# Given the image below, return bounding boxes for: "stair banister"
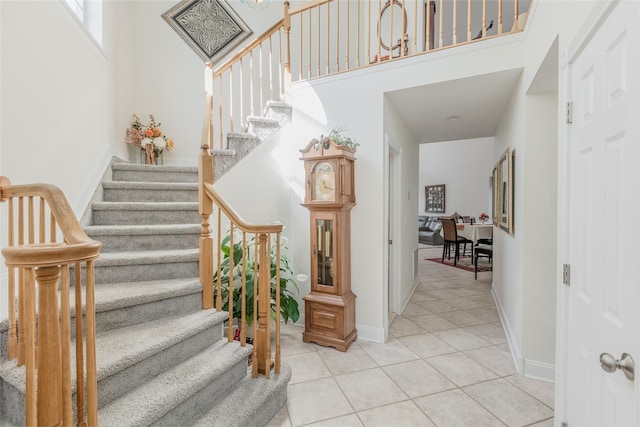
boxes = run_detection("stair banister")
[0,176,101,427]
[198,146,284,377]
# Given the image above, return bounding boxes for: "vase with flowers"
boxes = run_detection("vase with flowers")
[125,114,175,164]
[479,212,489,224]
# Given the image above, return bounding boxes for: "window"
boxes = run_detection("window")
[63,0,103,45]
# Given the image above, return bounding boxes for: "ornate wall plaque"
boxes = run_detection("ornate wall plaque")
[163,0,252,63]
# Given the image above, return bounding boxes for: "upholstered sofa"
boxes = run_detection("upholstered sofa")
[419,216,444,245]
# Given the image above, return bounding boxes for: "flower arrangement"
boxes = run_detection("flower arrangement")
[125,114,175,164]
[312,126,359,151]
[479,212,489,223]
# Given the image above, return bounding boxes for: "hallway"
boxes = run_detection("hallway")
[267,245,554,426]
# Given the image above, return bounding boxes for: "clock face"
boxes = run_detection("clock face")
[312,162,335,201]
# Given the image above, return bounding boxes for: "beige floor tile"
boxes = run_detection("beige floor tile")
[410,314,458,333]
[357,400,436,427]
[389,317,426,337]
[398,333,457,358]
[447,287,486,297]
[408,291,437,302]
[414,389,506,427]
[529,418,555,427]
[382,359,456,398]
[465,307,500,323]
[505,375,555,408]
[278,325,318,357]
[463,379,554,426]
[464,323,507,345]
[286,378,354,426]
[334,368,409,412]
[416,300,458,313]
[424,289,459,300]
[437,310,487,327]
[426,352,498,387]
[433,328,491,351]
[444,296,489,309]
[359,338,420,366]
[402,302,433,317]
[317,343,378,376]
[266,405,292,427]
[307,414,364,427]
[282,351,331,384]
[464,345,517,376]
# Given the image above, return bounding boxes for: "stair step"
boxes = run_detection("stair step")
[111,163,198,183]
[95,310,228,410]
[247,116,280,141]
[91,202,200,225]
[0,310,229,425]
[84,224,200,252]
[69,278,204,333]
[192,364,292,427]
[98,339,251,427]
[91,249,199,284]
[102,181,198,203]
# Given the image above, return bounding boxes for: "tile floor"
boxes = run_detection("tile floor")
[267,245,554,427]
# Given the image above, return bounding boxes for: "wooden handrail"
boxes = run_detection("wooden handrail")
[203,183,283,235]
[0,176,100,427]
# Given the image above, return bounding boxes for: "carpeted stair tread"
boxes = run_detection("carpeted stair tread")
[92,201,199,211]
[84,223,200,236]
[93,310,227,382]
[98,339,251,427]
[95,249,199,266]
[111,163,198,174]
[73,278,202,314]
[102,181,198,190]
[247,116,279,125]
[192,364,292,427]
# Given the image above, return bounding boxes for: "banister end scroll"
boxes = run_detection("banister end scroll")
[0,176,11,202]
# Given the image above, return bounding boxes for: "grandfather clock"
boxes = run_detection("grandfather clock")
[300,137,357,351]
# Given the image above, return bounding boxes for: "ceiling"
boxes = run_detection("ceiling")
[385,68,523,144]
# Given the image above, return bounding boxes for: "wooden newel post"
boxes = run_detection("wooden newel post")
[35,265,64,427]
[199,145,214,309]
[256,233,272,377]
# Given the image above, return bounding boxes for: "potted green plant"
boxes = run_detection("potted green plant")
[214,233,300,337]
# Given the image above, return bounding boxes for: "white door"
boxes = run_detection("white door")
[567,1,640,424]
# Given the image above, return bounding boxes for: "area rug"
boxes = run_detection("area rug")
[426,257,492,273]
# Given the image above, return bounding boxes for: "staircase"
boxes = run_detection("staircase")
[0,102,292,426]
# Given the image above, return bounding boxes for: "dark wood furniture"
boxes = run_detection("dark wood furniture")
[440,217,472,265]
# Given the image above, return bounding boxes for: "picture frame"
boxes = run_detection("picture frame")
[491,167,499,225]
[497,147,514,234]
[425,184,445,213]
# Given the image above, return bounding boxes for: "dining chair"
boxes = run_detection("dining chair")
[474,243,493,280]
[440,217,473,266]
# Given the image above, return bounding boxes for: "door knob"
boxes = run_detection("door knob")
[600,352,635,380]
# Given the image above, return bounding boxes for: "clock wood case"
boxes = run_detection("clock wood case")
[300,138,357,351]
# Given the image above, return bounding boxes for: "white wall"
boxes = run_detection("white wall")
[419,137,495,218]
[383,96,420,321]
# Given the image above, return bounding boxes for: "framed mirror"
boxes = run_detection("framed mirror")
[378,0,408,53]
[497,147,514,234]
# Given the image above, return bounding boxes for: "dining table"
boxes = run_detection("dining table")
[456,223,493,245]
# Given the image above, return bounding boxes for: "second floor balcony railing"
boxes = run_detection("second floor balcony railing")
[203,0,532,150]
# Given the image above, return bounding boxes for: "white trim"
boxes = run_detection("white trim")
[355,323,386,344]
[523,359,555,382]
[492,288,524,374]
[566,0,619,64]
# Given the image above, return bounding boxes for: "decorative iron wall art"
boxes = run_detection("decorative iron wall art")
[163,0,252,63]
[425,184,445,213]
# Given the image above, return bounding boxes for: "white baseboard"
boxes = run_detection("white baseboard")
[492,290,556,382]
[523,359,555,382]
[492,289,524,374]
